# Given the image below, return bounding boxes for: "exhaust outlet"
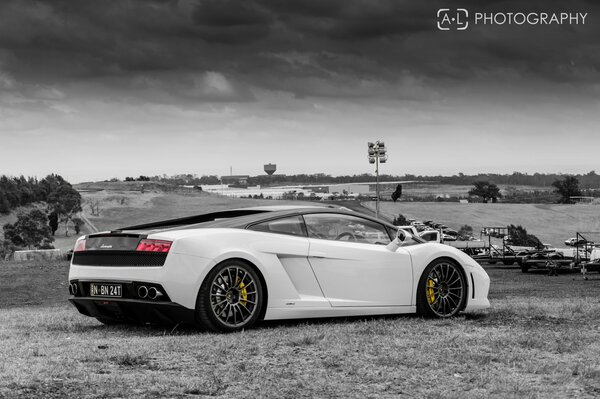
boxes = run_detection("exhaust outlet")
[148,287,163,300]
[138,286,148,299]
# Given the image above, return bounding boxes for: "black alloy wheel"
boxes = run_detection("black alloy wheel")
[417,259,467,318]
[197,260,264,332]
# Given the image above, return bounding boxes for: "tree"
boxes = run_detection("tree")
[48,210,59,236]
[88,200,101,216]
[47,184,82,236]
[0,239,17,260]
[72,218,84,235]
[391,184,402,202]
[457,224,474,240]
[507,225,542,248]
[0,191,9,214]
[3,209,54,249]
[552,176,581,204]
[468,181,502,203]
[392,214,410,226]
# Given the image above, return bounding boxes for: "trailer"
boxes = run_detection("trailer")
[520,232,600,276]
[419,226,521,264]
[574,232,600,279]
[519,250,575,274]
[470,226,522,265]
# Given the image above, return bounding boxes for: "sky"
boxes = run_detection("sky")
[0,0,599,183]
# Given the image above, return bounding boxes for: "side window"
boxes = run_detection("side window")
[303,213,391,245]
[420,232,437,242]
[248,216,306,237]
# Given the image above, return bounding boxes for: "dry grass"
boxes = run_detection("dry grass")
[1,262,600,398]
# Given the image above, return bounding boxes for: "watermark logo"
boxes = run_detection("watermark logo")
[437,9,588,30]
[437,8,469,31]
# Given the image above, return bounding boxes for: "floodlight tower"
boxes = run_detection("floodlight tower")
[367,141,387,218]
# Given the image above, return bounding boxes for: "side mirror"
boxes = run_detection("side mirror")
[396,228,407,242]
[386,228,412,252]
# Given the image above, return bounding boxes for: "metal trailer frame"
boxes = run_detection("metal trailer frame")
[471,226,521,265]
[576,232,600,279]
[520,232,600,276]
[520,254,575,274]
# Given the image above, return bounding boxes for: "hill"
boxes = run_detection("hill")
[79,188,304,233]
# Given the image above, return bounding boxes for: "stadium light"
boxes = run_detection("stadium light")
[367,140,388,218]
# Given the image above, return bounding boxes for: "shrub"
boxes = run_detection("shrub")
[392,214,410,226]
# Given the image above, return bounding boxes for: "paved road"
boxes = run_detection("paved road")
[78,212,99,233]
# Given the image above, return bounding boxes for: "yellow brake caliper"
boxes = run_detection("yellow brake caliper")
[426,278,437,305]
[236,277,248,307]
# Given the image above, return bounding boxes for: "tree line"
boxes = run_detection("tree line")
[115,171,600,189]
[0,174,82,258]
[467,176,583,204]
[0,174,77,214]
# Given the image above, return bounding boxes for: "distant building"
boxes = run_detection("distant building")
[333,184,370,195]
[221,175,249,186]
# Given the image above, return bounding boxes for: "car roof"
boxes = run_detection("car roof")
[117,206,395,233]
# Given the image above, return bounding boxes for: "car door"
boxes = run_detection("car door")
[303,213,413,307]
[247,215,327,308]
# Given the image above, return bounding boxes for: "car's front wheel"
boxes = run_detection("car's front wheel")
[417,259,467,318]
[196,260,264,332]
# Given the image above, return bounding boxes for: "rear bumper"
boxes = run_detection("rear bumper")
[69,297,195,325]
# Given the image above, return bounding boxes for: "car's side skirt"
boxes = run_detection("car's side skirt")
[264,305,416,320]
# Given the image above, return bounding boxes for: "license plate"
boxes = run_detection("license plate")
[90,283,122,298]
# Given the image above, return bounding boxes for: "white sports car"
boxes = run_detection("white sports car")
[68,206,490,331]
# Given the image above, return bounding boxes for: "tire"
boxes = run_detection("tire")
[196,260,264,332]
[416,259,467,318]
[503,260,515,266]
[521,264,529,273]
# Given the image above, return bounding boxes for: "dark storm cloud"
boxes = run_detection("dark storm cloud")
[259,0,433,40]
[0,0,598,103]
[191,0,274,43]
[193,0,272,27]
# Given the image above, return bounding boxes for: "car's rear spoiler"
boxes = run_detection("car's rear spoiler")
[114,209,271,232]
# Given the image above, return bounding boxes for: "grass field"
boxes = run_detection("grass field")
[1,260,600,398]
[366,201,600,248]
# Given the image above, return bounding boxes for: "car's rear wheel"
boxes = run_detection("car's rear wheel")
[417,259,466,318]
[196,260,264,332]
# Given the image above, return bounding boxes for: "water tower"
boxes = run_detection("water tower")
[264,163,276,175]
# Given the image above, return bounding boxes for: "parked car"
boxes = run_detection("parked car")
[565,238,594,246]
[67,206,490,331]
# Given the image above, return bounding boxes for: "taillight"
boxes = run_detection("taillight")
[74,238,86,252]
[136,239,172,253]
